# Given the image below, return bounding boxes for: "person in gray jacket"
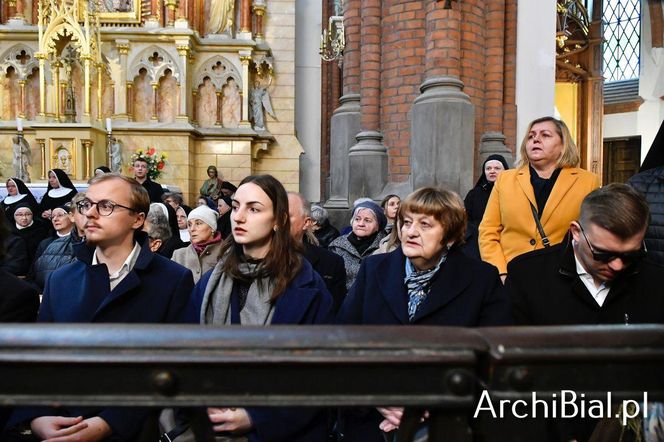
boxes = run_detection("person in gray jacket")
[329,201,386,290]
[171,205,223,282]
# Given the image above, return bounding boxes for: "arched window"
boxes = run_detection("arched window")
[603,0,641,82]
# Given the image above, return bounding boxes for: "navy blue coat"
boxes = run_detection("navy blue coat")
[337,247,511,326]
[188,258,333,442]
[336,247,511,442]
[13,234,194,440]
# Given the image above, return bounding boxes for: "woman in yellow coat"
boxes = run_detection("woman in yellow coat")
[479,116,600,278]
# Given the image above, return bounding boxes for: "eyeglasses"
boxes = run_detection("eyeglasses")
[77,198,136,217]
[577,223,647,264]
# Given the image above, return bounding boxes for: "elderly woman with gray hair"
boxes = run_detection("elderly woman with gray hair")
[328,201,387,290]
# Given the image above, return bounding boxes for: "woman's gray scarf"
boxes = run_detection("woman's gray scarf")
[200,259,276,325]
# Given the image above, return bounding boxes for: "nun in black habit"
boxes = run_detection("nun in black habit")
[2,178,39,224]
[37,169,77,220]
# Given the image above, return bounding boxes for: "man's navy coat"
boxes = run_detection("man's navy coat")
[13,234,194,440]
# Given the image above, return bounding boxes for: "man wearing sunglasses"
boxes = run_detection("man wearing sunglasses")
[505,183,664,442]
[507,183,664,326]
[11,173,194,441]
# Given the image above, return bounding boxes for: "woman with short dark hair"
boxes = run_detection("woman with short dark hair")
[337,186,511,441]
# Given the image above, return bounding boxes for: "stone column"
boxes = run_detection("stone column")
[176,0,188,27]
[13,0,25,21]
[325,0,362,212]
[253,0,266,42]
[176,43,190,121]
[239,52,252,128]
[478,0,513,173]
[192,90,198,125]
[7,0,16,20]
[165,0,176,26]
[347,0,386,202]
[215,90,223,126]
[409,2,474,195]
[37,138,46,179]
[36,52,47,121]
[96,63,103,121]
[115,41,130,121]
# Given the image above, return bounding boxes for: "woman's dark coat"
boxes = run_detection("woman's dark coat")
[464,154,509,225]
[336,247,511,441]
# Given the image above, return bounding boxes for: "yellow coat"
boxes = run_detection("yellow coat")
[479,166,600,274]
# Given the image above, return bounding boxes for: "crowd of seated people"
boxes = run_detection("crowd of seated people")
[1,116,663,442]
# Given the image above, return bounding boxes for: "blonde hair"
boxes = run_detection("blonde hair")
[87,173,150,216]
[516,117,580,169]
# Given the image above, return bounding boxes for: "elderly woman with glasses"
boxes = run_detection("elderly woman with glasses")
[337,186,511,441]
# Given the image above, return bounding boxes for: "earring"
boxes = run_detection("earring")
[273,226,278,232]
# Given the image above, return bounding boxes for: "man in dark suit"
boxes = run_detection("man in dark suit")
[288,192,346,313]
[507,183,664,326]
[132,157,165,203]
[14,174,194,441]
[506,184,664,442]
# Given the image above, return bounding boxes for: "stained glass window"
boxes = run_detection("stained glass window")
[603,0,641,82]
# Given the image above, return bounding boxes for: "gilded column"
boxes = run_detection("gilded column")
[151,83,159,121]
[116,41,130,120]
[252,0,266,41]
[165,0,176,26]
[82,54,91,118]
[239,52,251,127]
[52,61,61,121]
[96,63,103,121]
[37,138,46,179]
[18,80,26,118]
[126,82,134,121]
[176,43,190,121]
[215,91,222,126]
[36,52,47,120]
[60,81,66,121]
[82,139,93,179]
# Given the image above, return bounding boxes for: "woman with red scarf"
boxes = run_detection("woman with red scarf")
[172,206,223,282]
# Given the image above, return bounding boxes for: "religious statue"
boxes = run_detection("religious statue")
[205,0,234,36]
[249,81,276,131]
[109,138,122,173]
[12,135,31,183]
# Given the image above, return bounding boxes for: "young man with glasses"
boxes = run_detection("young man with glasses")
[13,173,194,441]
[507,183,664,325]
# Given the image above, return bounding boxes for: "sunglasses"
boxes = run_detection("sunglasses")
[577,223,647,264]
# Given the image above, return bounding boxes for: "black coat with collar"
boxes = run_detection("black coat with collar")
[506,238,664,325]
[337,247,511,326]
[335,247,510,442]
[303,241,347,314]
[141,177,165,203]
[11,233,195,440]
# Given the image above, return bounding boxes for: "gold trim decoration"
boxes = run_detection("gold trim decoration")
[49,138,77,178]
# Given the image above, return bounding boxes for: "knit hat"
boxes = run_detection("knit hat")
[352,201,387,231]
[188,205,219,231]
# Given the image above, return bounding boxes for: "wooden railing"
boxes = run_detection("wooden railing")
[0,324,662,441]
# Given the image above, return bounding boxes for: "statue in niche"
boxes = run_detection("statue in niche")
[109,138,122,173]
[25,70,40,120]
[0,67,19,120]
[158,69,177,123]
[133,68,154,122]
[98,0,133,12]
[12,136,31,183]
[249,80,276,131]
[205,0,234,35]
[222,78,241,128]
[196,77,217,128]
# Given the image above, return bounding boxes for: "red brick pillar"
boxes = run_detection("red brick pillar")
[359,0,381,131]
[342,0,361,95]
[424,0,461,79]
[478,0,514,174]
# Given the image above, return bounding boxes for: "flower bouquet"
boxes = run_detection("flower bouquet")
[130,147,168,180]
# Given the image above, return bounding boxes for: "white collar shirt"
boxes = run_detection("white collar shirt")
[92,241,142,291]
[574,253,610,307]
